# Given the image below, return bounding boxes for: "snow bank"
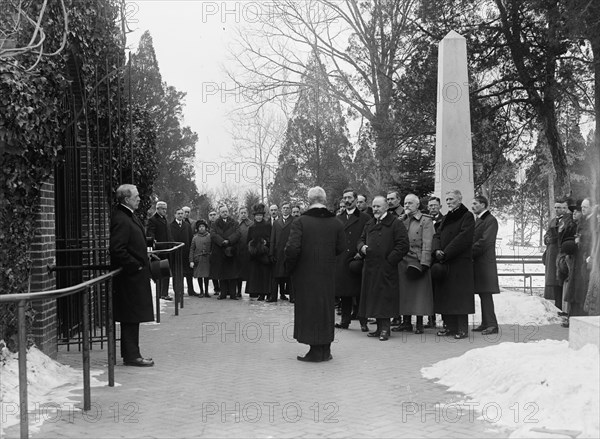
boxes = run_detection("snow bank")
[0,342,106,436]
[422,340,600,438]
[473,289,562,326]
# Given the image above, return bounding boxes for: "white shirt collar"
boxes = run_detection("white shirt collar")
[120,203,134,213]
[346,208,356,215]
[477,209,488,219]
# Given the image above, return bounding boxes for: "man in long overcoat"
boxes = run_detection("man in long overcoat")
[237,206,253,297]
[425,196,444,328]
[210,205,241,299]
[471,195,500,335]
[285,187,345,362]
[270,202,294,302]
[396,194,434,334]
[335,189,370,331]
[358,196,410,341]
[170,208,197,297]
[432,190,475,340]
[146,201,172,300]
[110,184,154,367]
[543,199,568,308]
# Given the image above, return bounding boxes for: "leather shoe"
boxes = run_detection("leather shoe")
[414,328,424,334]
[360,324,369,332]
[367,331,381,337]
[437,329,455,337]
[257,296,265,301]
[391,326,403,332]
[481,327,499,335]
[217,296,224,300]
[390,318,401,326]
[124,358,154,367]
[454,331,468,339]
[188,292,200,297]
[280,295,289,301]
[160,296,172,301]
[334,323,349,329]
[472,325,486,332]
[379,330,389,341]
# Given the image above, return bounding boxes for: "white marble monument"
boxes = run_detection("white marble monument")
[434,30,474,213]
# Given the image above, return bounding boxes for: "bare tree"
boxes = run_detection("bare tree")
[228,0,418,182]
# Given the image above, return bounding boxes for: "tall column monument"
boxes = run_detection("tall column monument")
[434,30,474,213]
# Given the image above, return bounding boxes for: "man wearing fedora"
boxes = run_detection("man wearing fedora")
[471,195,500,335]
[110,184,154,367]
[334,188,370,331]
[285,187,345,362]
[394,194,434,335]
[146,201,172,301]
[431,189,475,340]
[210,205,241,300]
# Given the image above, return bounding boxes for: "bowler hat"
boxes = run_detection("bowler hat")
[561,239,577,256]
[150,259,171,281]
[430,263,448,281]
[406,263,423,280]
[348,258,364,274]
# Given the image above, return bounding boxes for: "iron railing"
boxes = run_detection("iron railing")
[0,268,121,439]
[149,242,186,322]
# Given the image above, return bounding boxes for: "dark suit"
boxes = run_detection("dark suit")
[210,218,241,298]
[335,209,370,326]
[472,210,500,329]
[270,216,294,300]
[170,219,195,295]
[110,204,154,361]
[146,213,171,297]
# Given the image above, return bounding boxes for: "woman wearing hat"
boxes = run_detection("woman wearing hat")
[246,203,273,300]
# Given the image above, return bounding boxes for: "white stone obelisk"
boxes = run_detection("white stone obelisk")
[434,30,474,214]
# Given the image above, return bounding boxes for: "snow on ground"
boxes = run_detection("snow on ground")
[0,342,107,436]
[473,289,563,326]
[422,340,600,438]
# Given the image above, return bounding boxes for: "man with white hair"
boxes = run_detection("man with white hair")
[146,201,172,300]
[285,186,345,362]
[110,184,154,366]
[210,205,241,299]
[431,189,475,340]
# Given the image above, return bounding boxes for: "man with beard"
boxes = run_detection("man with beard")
[285,187,345,362]
[334,189,371,331]
[210,205,241,300]
[146,201,172,301]
[432,190,475,340]
[386,191,405,217]
[358,196,409,341]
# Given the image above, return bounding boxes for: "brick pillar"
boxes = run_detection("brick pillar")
[30,178,57,359]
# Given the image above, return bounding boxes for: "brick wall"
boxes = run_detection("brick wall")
[29,178,57,359]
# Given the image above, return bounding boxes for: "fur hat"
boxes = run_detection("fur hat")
[253,203,266,215]
[195,219,208,230]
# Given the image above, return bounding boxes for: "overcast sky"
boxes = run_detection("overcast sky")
[127,1,258,194]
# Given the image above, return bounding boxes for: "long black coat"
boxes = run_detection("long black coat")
[237,218,253,280]
[170,220,193,271]
[146,213,171,243]
[246,220,272,294]
[431,203,475,314]
[335,209,370,297]
[109,204,154,323]
[472,210,500,294]
[285,207,345,345]
[358,214,409,318]
[270,216,294,278]
[210,218,241,279]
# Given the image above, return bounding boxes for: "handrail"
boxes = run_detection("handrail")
[0,268,122,439]
[148,242,185,320]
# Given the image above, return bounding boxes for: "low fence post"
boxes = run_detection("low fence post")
[18,299,29,439]
[82,288,91,411]
[107,276,115,386]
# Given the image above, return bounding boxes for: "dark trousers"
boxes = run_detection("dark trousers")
[212,278,220,292]
[552,285,563,310]
[442,314,468,333]
[237,280,246,295]
[340,297,366,325]
[186,273,196,294]
[156,277,170,297]
[219,279,238,299]
[120,322,141,361]
[376,318,391,333]
[270,277,289,300]
[478,293,498,328]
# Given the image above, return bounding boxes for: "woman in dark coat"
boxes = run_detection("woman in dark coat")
[246,204,272,300]
[357,196,410,340]
[285,187,345,362]
[431,191,475,339]
[210,206,241,299]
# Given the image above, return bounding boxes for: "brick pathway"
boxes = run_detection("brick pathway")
[5,289,568,438]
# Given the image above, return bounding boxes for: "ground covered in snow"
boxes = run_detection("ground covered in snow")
[0,343,107,436]
[474,289,563,326]
[422,340,600,438]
